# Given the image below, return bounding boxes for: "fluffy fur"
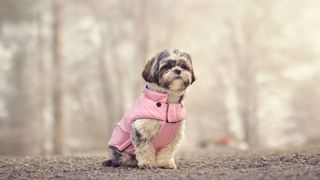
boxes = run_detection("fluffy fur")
[103,49,195,169]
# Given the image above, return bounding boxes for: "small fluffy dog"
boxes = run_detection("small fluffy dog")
[102,49,195,169]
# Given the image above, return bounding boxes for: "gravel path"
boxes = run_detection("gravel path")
[0,150,320,179]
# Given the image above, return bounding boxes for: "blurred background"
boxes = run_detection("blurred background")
[0,0,320,156]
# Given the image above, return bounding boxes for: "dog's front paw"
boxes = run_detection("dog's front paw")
[157,159,177,169]
[138,160,157,169]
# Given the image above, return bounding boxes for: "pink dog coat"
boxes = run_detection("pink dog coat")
[108,87,185,155]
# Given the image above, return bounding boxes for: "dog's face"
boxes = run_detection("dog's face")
[142,49,195,91]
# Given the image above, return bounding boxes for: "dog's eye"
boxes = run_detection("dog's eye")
[164,64,173,69]
[161,64,171,70]
[162,61,176,69]
[180,64,188,69]
[179,64,190,71]
[177,60,191,71]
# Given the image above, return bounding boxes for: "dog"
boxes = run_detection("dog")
[102,49,195,169]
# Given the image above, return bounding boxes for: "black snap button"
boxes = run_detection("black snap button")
[156,102,161,107]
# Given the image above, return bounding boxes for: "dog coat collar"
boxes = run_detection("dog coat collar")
[143,85,185,104]
[143,86,185,123]
[108,87,186,155]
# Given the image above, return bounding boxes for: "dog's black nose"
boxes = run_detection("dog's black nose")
[174,69,181,75]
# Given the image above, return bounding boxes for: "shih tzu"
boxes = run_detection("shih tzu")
[102,49,195,169]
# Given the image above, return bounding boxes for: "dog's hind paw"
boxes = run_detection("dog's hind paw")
[102,159,120,167]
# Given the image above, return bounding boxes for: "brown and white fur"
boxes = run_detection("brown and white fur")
[102,49,195,169]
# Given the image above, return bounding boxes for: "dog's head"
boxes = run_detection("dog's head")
[142,49,195,91]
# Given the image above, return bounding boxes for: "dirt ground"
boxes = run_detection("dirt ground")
[0,149,320,179]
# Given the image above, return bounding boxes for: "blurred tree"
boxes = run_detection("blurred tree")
[51,0,64,155]
[220,0,284,147]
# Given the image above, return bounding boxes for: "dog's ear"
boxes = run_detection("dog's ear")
[191,69,196,84]
[142,57,156,82]
[181,52,196,84]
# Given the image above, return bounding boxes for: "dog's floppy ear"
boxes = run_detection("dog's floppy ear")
[181,52,196,84]
[191,69,196,84]
[142,57,156,82]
